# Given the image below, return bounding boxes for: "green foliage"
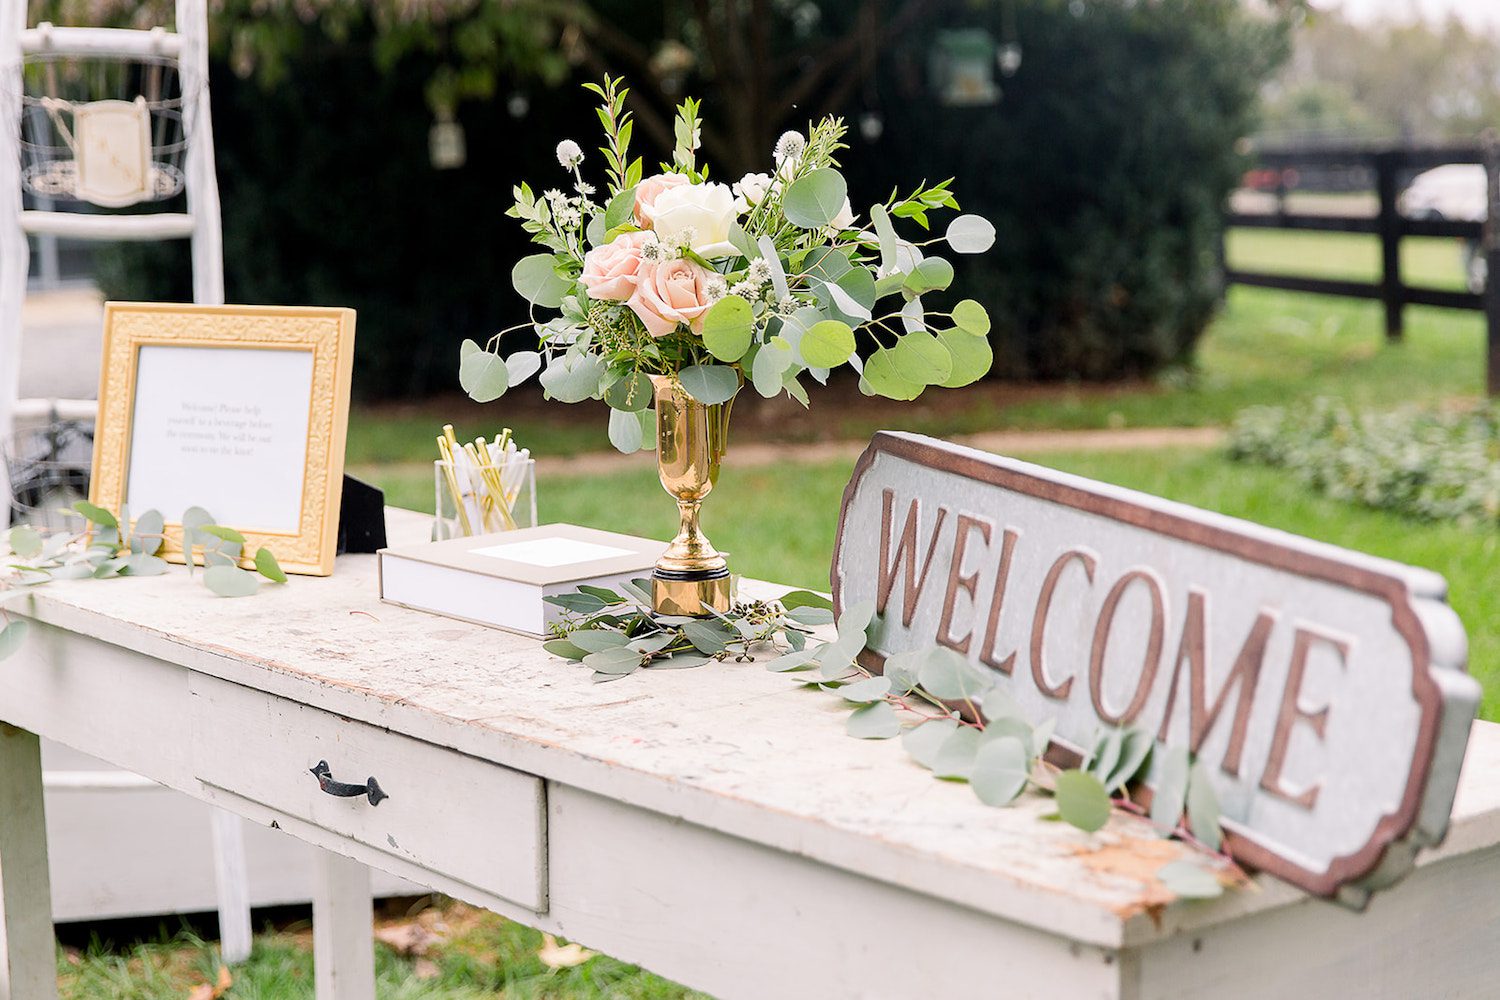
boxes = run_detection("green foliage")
[0,504,291,661]
[1229,399,1500,527]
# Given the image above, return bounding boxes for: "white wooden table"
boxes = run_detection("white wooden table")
[1,509,1498,999]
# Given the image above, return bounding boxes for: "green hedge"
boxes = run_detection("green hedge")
[1229,400,1500,527]
[100,0,1284,398]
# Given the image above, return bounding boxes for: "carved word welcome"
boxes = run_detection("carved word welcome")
[831,432,1480,902]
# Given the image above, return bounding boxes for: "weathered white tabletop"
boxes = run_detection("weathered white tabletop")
[1,509,1497,999]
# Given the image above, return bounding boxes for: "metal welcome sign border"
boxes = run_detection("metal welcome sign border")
[831,431,1481,902]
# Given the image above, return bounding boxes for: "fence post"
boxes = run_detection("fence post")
[1375,150,1403,341]
[1484,132,1500,397]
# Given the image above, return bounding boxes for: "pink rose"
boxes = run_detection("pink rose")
[634,172,690,229]
[627,258,713,337]
[580,231,649,302]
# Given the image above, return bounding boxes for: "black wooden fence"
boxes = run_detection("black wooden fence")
[1225,140,1500,396]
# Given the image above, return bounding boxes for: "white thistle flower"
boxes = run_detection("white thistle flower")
[640,236,664,263]
[543,188,567,204]
[705,276,729,303]
[773,131,806,168]
[729,281,758,299]
[675,226,699,254]
[575,179,596,196]
[557,206,582,228]
[747,258,773,285]
[777,296,800,315]
[556,139,584,169]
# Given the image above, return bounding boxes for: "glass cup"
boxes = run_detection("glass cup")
[433,457,536,540]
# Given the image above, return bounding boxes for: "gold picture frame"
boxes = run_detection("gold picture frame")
[90,302,357,576]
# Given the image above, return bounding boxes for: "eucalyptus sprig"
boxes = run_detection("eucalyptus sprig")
[773,600,1243,900]
[0,502,289,661]
[541,580,830,681]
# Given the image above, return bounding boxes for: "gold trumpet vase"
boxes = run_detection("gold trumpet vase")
[649,373,736,616]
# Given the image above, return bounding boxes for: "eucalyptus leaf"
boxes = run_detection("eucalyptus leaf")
[182,506,216,547]
[205,565,259,598]
[945,214,997,254]
[1108,729,1155,793]
[201,525,247,544]
[543,638,587,661]
[785,605,833,626]
[1055,770,1112,833]
[937,329,993,389]
[869,203,900,274]
[460,349,510,403]
[798,320,856,368]
[1150,745,1191,835]
[512,253,573,308]
[971,736,1030,806]
[840,675,891,704]
[932,727,982,780]
[604,371,653,412]
[677,365,740,405]
[133,510,165,556]
[576,585,624,604]
[72,501,118,528]
[565,630,629,654]
[904,257,954,295]
[608,408,645,454]
[902,718,958,769]
[246,547,286,584]
[1186,759,1223,852]
[7,525,42,559]
[891,333,953,386]
[756,236,790,299]
[701,295,755,363]
[627,634,675,656]
[765,647,818,672]
[780,590,833,611]
[918,646,993,701]
[1157,859,1224,900]
[505,351,543,386]
[123,553,168,577]
[952,299,991,337]
[862,347,925,401]
[882,648,922,695]
[836,599,876,639]
[846,701,900,739]
[584,646,642,675]
[752,338,794,397]
[682,619,735,654]
[539,354,605,403]
[782,168,848,229]
[1091,729,1125,786]
[644,654,712,669]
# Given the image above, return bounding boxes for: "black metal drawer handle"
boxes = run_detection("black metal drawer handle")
[309,760,388,806]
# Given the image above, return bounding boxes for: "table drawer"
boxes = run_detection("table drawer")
[188,674,545,912]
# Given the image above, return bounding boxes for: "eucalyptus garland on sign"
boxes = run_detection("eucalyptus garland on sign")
[461,76,997,452]
[544,582,1242,900]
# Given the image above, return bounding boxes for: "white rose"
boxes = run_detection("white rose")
[733,172,774,209]
[829,198,856,232]
[650,182,740,259]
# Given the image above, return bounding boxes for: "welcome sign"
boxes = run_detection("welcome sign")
[831,432,1481,901]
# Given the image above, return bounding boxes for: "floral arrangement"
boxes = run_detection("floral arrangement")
[459,77,997,451]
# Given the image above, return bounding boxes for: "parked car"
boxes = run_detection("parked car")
[1399,164,1487,293]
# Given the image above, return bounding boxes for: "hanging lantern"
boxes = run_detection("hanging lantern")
[929,29,1001,107]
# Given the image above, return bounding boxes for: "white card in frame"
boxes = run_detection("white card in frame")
[90,302,357,576]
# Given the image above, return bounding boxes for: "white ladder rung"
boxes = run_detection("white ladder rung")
[21,210,194,241]
[19,24,182,60]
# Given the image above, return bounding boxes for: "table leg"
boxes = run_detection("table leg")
[311,848,374,1000]
[209,810,252,964]
[0,724,58,1000]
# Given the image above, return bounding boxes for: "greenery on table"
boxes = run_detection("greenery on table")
[0,503,288,660]
[544,580,1233,896]
[1229,399,1500,527]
